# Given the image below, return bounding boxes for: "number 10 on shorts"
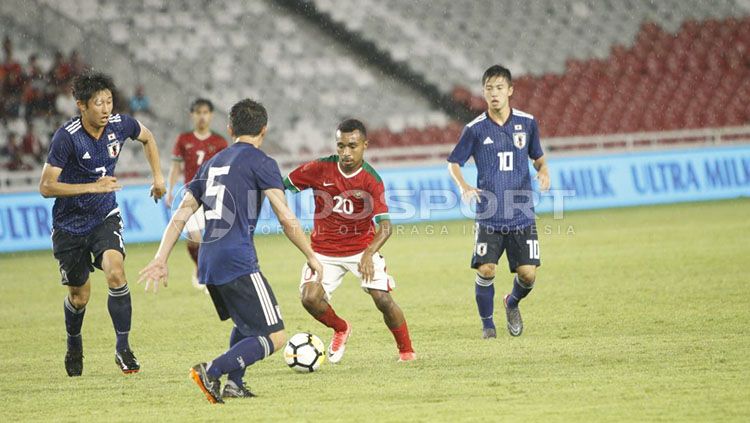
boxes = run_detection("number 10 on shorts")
[526,240,540,259]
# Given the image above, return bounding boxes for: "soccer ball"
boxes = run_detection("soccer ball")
[284,332,326,373]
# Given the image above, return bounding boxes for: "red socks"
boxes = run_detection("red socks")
[389,322,414,353]
[315,305,348,332]
[187,243,199,265]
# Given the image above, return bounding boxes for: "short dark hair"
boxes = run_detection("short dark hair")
[72,71,116,103]
[190,98,214,113]
[337,118,367,138]
[229,99,267,137]
[482,65,513,86]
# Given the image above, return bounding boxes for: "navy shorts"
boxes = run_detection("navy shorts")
[471,224,541,272]
[206,272,285,337]
[51,213,126,287]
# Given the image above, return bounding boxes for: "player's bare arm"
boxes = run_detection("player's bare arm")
[533,155,550,192]
[448,162,482,203]
[358,219,392,283]
[133,121,166,201]
[138,190,201,292]
[165,159,183,208]
[265,188,323,283]
[39,163,122,198]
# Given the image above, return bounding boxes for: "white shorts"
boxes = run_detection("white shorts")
[184,206,205,235]
[299,252,395,300]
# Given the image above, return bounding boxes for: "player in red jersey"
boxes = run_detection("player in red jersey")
[165,98,228,289]
[284,119,415,363]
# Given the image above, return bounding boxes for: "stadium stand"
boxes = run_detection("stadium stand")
[1,0,749,192]
[312,0,746,93]
[36,0,447,155]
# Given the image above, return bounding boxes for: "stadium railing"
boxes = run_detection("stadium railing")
[4,125,748,193]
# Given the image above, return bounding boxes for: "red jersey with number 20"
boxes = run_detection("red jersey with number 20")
[284,155,390,257]
[172,132,228,182]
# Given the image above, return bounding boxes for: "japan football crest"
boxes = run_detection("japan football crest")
[107,140,121,158]
[512,132,526,149]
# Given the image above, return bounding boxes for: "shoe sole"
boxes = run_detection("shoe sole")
[328,325,352,364]
[189,368,223,404]
[116,357,140,375]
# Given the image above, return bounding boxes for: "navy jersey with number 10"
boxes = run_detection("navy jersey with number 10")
[187,142,284,286]
[447,109,544,231]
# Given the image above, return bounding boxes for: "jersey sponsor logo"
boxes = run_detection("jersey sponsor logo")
[82,151,91,159]
[107,140,121,158]
[483,137,494,145]
[323,182,335,186]
[513,132,527,149]
[108,114,122,123]
[514,124,523,130]
[352,190,364,199]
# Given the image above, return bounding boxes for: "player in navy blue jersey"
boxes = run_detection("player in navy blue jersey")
[138,99,323,403]
[448,65,550,339]
[39,71,166,376]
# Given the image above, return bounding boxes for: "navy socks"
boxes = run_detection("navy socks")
[107,284,132,351]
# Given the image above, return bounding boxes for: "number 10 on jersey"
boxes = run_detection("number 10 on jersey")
[498,151,513,171]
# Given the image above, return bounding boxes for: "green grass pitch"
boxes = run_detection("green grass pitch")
[1,199,748,421]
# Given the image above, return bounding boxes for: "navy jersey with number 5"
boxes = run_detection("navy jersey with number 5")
[447,109,544,231]
[46,114,140,235]
[187,142,284,286]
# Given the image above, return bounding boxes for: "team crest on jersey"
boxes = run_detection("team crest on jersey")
[107,141,121,158]
[512,132,527,149]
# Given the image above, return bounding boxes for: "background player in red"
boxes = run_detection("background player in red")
[284,119,415,363]
[165,98,227,289]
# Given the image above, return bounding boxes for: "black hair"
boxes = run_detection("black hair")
[72,71,116,103]
[337,118,367,138]
[229,99,267,137]
[482,64,513,86]
[190,98,214,113]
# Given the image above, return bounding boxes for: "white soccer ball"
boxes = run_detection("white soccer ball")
[284,332,326,373]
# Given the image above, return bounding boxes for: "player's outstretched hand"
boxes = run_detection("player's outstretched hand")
[94,176,122,193]
[307,257,324,284]
[137,259,169,293]
[460,185,483,204]
[358,253,374,284]
[150,180,167,203]
[536,170,550,192]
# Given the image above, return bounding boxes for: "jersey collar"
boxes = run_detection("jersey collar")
[486,109,512,127]
[337,162,364,179]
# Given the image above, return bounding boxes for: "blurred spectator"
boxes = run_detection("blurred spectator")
[23,54,48,118]
[21,122,44,163]
[49,50,73,87]
[129,84,152,116]
[0,37,94,171]
[2,132,29,170]
[2,56,24,120]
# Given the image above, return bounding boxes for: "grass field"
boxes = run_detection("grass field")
[1,199,749,421]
